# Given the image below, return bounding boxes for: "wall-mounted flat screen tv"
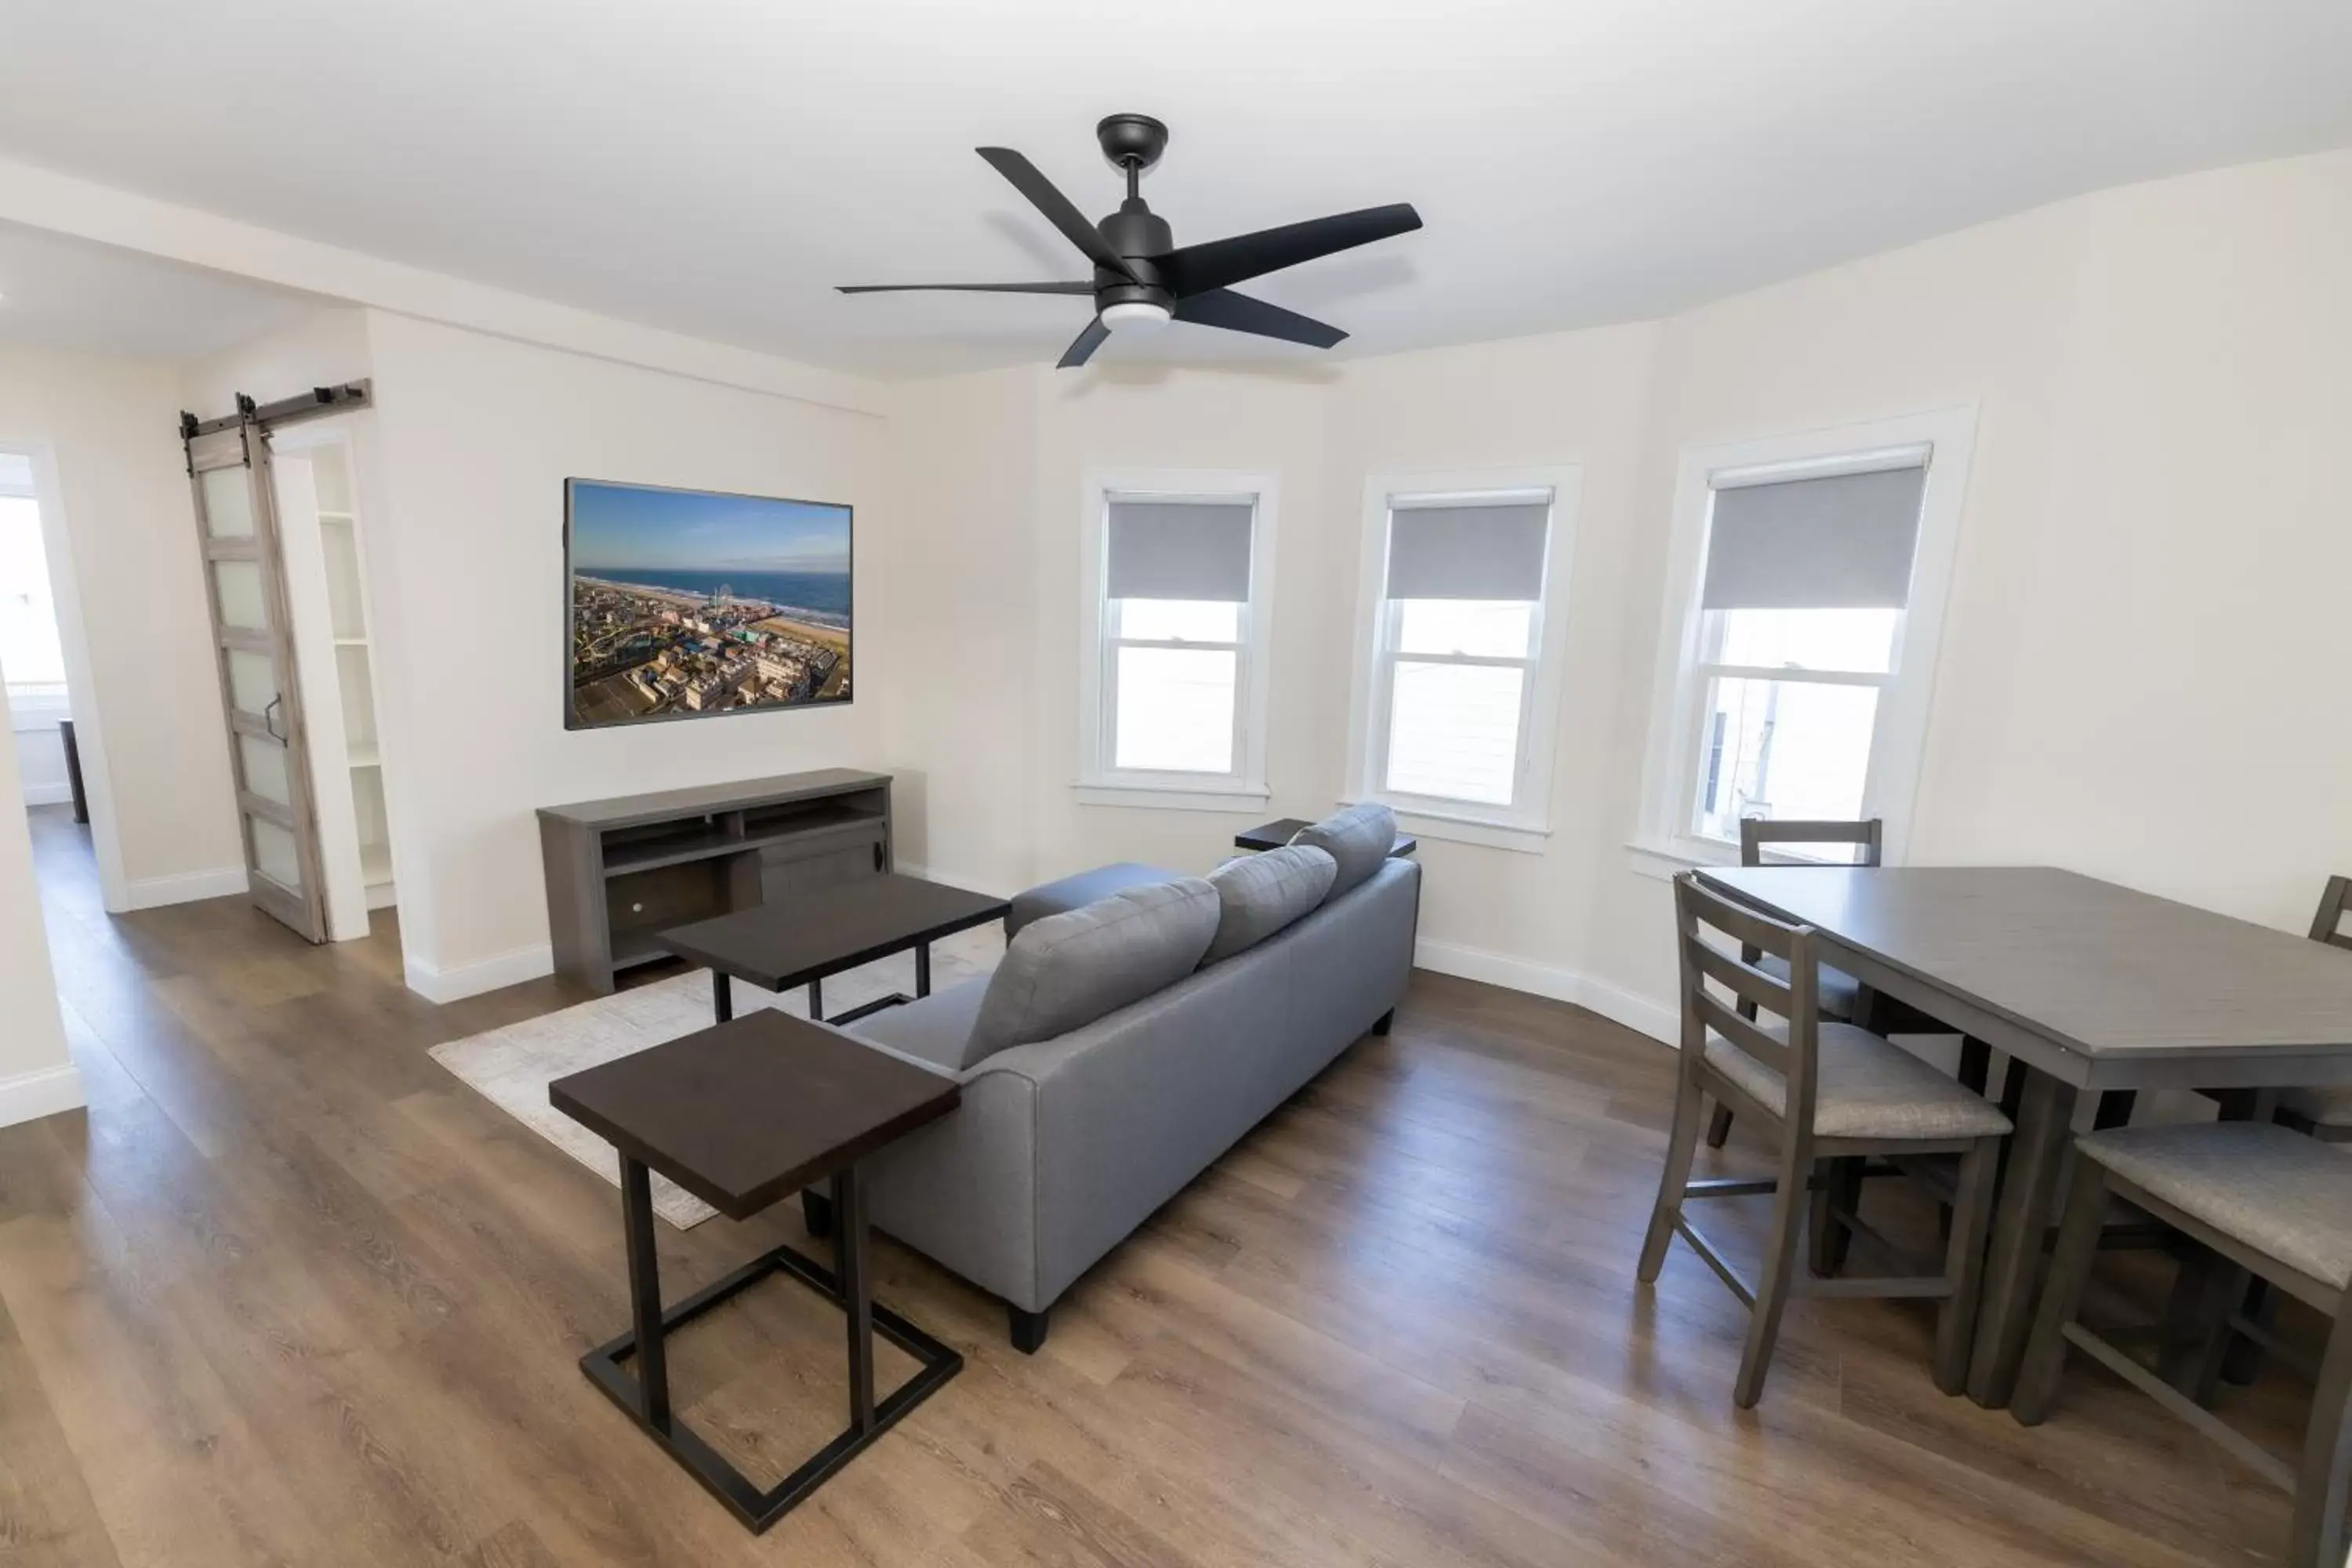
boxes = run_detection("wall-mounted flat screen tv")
[564,478,852,729]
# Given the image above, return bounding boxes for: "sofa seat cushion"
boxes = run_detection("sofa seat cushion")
[1202,844,1337,965]
[846,975,991,1073]
[1007,862,1183,938]
[1289,803,1397,899]
[1704,1021,2013,1142]
[966,877,1220,1064]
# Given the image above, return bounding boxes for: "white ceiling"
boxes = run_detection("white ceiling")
[0,220,311,361]
[1,1,2347,379]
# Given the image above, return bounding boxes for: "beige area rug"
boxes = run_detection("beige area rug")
[429,925,1005,1229]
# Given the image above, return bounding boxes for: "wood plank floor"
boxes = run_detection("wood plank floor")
[0,804,2312,1566]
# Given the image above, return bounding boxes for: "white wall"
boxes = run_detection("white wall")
[180,304,372,416]
[360,311,891,998]
[0,705,78,1123]
[11,709,70,806]
[1584,145,2352,1017]
[882,145,2352,1039]
[881,363,1351,895]
[0,343,241,909]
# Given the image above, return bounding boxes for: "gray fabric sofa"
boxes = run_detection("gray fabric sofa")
[829,851,1420,1350]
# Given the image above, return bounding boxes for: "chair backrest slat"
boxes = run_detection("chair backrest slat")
[1693,987,1793,1077]
[1674,873,1822,1131]
[1740,816,1884,868]
[1688,932,1796,1019]
[2312,874,2352,952]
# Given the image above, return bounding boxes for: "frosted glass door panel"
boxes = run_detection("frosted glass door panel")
[199,463,256,538]
[249,815,302,891]
[212,559,268,630]
[238,735,291,808]
[224,648,278,717]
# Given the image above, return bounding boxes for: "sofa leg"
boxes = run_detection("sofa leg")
[1371,1008,1395,1036]
[801,1185,833,1239]
[1008,1304,1050,1354]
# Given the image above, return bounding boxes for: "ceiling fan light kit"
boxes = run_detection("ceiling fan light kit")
[1099,301,1171,333]
[839,113,1421,367]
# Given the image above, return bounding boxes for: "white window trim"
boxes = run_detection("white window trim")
[1074,468,1276,809]
[1341,465,1581,853]
[1630,406,1977,874]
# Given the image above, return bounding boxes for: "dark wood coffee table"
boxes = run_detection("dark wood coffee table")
[550,1009,964,1534]
[658,872,1009,1025]
[1234,816,1418,857]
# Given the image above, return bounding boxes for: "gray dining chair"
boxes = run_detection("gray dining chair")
[2014,1121,2352,1568]
[1638,873,2013,1406]
[1704,818,1882,1151]
[2279,875,2352,1143]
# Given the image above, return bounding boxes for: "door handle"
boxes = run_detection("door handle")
[263,695,285,742]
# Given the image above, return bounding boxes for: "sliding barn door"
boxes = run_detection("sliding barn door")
[185,417,329,942]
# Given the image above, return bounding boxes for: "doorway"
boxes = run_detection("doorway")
[0,439,124,906]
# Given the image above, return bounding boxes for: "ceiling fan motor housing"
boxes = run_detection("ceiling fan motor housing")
[1096,200,1174,311]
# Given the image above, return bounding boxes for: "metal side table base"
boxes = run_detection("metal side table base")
[581,1160,963,1534]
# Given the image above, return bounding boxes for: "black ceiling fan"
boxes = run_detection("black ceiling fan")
[838,114,1421,368]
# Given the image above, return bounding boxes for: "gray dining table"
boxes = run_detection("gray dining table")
[1694,864,2352,1410]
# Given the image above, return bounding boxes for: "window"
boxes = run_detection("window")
[1346,470,1580,849]
[1077,476,1275,808]
[0,454,66,712]
[1637,410,1976,868]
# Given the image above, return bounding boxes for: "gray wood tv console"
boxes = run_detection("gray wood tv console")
[538,768,893,993]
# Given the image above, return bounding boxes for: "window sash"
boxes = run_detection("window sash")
[1679,602,1901,844]
[1368,595,1541,813]
[1098,597,1253,783]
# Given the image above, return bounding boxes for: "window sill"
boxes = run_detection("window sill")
[1073,779,1272,814]
[1345,797,1552,855]
[1623,837,1739,882]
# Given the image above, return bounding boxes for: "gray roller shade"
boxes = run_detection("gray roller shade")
[1105,499,1255,601]
[1701,466,1926,610]
[1386,500,1550,601]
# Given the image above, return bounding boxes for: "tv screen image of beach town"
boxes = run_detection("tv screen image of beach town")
[566,479,851,727]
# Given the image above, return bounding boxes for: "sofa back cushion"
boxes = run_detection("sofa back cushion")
[963,877,1219,1065]
[1289,803,1397,899]
[1201,845,1337,965]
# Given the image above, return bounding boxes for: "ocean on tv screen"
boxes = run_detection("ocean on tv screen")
[576,567,850,626]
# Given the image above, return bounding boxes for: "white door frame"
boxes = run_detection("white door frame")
[0,435,132,911]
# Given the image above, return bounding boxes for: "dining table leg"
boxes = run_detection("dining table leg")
[1971,1069,2079,1408]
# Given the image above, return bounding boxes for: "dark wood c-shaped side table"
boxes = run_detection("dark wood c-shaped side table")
[550,1008,963,1534]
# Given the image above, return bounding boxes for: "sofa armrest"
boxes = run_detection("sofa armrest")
[858,1062,1042,1307]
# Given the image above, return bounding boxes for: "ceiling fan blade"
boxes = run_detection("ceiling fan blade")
[1154,203,1421,298]
[837,281,1094,295]
[1057,317,1110,369]
[976,147,1138,281]
[1172,289,1348,349]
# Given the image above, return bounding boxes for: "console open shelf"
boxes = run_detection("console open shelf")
[539,769,894,993]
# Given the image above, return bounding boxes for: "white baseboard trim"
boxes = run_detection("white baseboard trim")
[18,782,71,806]
[405,942,554,1004]
[0,1062,86,1128]
[1414,936,1678,1045]
[118,865,249,911]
